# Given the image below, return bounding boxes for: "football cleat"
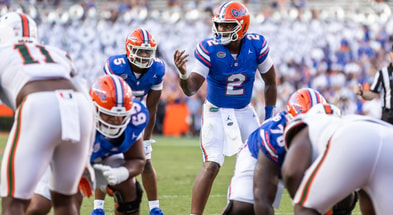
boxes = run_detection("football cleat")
[90,208,105,215]
[150,207,164,215]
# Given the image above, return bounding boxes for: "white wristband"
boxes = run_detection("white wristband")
[178,70,189,80]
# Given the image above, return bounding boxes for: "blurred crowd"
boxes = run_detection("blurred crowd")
[3,0,393,135]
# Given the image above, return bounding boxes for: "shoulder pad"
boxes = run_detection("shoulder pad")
[284,115,307,149]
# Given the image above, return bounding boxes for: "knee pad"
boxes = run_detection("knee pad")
[221,200,233,215]
[114,181,143,214]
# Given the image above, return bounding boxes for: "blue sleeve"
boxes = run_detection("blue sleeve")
[251,33,270,65]
[194,39,212,68]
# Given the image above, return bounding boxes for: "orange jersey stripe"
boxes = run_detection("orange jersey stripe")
[6,99,24,196]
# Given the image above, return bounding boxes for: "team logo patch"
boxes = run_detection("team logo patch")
[210,107,219,112]
[227,122,233,126]
[217,52,226,58]
[93,143,100,153]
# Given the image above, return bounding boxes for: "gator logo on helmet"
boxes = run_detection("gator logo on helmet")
[127,35,137,42]
[232,8,247,17]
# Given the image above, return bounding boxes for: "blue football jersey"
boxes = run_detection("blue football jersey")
[90,99,149,164]
[194,33,270,108]
[103,54,165,100]
[248,111,288,167]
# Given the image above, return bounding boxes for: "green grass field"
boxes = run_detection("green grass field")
[0,134,361,215]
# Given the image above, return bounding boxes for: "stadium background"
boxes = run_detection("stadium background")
[1,0,393,135]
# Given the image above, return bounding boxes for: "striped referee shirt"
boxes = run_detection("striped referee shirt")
[370,63,393,110]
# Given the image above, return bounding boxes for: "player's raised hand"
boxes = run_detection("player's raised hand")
[173,49,189,79]
[93,164,129,185]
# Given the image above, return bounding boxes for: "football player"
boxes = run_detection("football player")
[0,12,96,215]
[173,1,277,214]
[99,28,165,215]
[27,74,149,215]
[282,108,393,214]
[224,88,329,214]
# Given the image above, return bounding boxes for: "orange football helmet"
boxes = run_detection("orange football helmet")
[212,1,250,45]
[287,88,327,119]
[125,28,157,68]
[90,75,133,138]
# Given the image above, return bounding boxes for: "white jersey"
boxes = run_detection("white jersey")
[0,42,76,110]
[285,113,393,214]
[284,113,342,161]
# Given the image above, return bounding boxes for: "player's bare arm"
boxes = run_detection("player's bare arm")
[261,66,277,107]
[253,149,280,215]
[173,49,205,96]
[282,127,312,198]
[144,89,161,140]
[123,138,146,177]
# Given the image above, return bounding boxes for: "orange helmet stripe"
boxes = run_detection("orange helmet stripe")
[18,13,30,38]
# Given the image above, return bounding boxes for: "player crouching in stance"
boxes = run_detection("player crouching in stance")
[27,74,149,215]
[90,74,148,215]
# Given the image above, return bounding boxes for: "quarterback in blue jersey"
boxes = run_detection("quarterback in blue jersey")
[27,75,148,215]
[101,28,165,215]
[173,1,277,215]
[224,88,327,215]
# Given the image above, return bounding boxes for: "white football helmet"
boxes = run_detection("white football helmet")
[0,12,38,45]
[306,103,342,117]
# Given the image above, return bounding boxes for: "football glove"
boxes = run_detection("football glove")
[93,164,129,186]
[78,162,96,198]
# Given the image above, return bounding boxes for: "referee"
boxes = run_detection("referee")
[354,45,393,124]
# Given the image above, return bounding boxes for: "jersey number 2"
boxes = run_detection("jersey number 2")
[226,73,246,95]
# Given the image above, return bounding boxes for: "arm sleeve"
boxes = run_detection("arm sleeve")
[258,56,273,74]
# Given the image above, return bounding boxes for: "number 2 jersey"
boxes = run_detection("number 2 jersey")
[194,33,272,108]
[90,99,149,164]
[0,42,76,110]
[103,54,165,100]
[248,111,288,167]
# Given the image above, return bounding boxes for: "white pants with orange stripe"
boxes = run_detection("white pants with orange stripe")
[294,120,393,215]
[0,91,95,199]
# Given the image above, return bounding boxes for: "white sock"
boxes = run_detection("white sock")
[93,200,105,210]
[149,200,160,210]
